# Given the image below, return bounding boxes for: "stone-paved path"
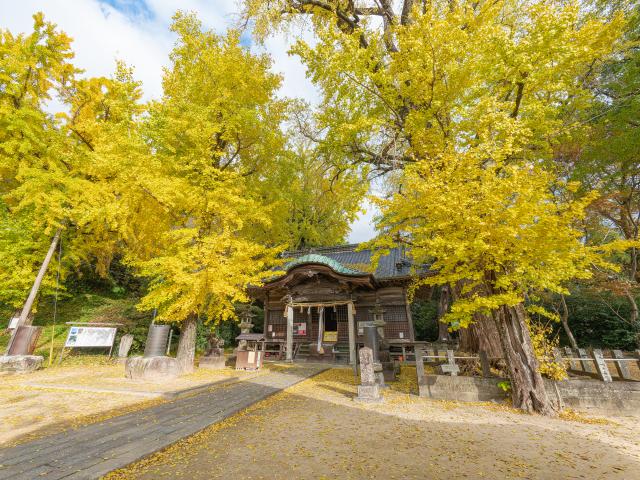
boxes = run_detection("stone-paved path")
[0,365,326,480]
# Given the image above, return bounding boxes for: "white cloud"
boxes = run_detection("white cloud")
[0,0,319,102]
[0,0,375,241]
[1,0,172,101]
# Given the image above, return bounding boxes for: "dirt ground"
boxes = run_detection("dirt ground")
[0,361,260,446]
[105,368,640,480]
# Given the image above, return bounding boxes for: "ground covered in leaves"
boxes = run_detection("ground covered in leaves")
[104,367,640,480]
[0,360,262,446]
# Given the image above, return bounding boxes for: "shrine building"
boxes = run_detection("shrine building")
[251,243,417,368]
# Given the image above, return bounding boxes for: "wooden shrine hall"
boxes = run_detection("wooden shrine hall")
[251,244,416,367]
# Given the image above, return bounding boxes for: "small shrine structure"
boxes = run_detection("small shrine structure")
[250,244,416,368]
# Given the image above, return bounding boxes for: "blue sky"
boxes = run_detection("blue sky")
[0,0,377,243]
[100,0,156,21]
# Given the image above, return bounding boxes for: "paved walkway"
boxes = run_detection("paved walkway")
[0,365,326,480]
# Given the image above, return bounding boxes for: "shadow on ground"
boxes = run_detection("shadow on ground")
[108,370,639,480]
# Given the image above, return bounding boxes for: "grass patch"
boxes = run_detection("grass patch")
[1,293,146,365]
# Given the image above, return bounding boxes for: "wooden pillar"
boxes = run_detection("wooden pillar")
[347,301,356,370]
[286,305,294,362]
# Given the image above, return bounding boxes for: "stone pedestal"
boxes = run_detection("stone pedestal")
[201,334,226,369]
[0,355,43,374]
[125,356,180,381]
[199,351,226,369]
[357,384,383,403]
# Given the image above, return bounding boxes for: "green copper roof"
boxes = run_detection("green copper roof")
[285,254,366,276]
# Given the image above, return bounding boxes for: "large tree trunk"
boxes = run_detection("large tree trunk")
[458,314,504,357]
[176,313,198,374]
[559,294,579,350]
[452,282,503,356]
[436,285,451,341]
[5,228,61,355]
[494,304,555,415]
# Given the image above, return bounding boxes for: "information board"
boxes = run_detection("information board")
[65,326,117,348]
[293,322,307,336]
[323,331,338,342]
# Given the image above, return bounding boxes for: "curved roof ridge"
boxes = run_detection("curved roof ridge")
[285,253,367,276]
[284,243,362,257]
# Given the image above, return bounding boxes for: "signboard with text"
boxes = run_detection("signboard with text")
[293,322,307,336]
[65,326,117,348]
[323,331,338,342]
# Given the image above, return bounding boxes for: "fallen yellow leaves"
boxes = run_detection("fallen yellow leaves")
[558,409,617,426]
[100,367,640,480]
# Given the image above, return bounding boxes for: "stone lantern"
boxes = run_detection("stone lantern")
[370,302,387,341]
[369,301,396,383]
[237,305,255,351]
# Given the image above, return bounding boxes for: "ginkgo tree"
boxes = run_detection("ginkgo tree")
[0,13,75,316]
[243,0,633,413]
[128,12,288,373]
[1,12,361,371]
[0,15,145,329]
[257,129,367,250]
[371,154,636,414]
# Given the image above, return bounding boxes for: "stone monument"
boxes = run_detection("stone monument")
[363,323,385,387]
[612,350,632,380]
[436,349,460,376]
[591,349,612,382]
[199,333,226,369]
[563,346,579,370]
[578,348,595,374]
[125,324,179,381]
[117,334,134,364]
[356,347,383,403]
[0,354,43,373]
